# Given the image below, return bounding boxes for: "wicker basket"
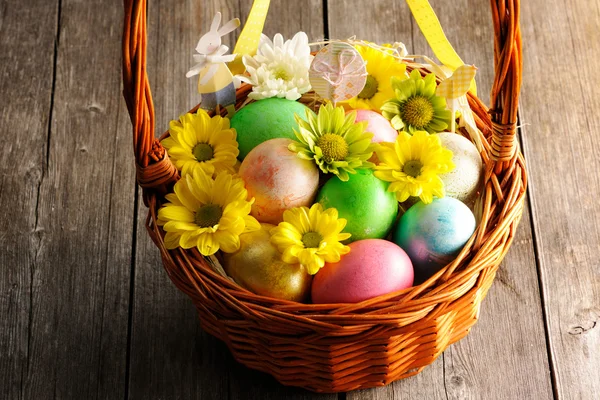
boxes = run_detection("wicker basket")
[122,0,524,393]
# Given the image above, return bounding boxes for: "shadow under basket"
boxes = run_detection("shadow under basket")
[122,0,525,393]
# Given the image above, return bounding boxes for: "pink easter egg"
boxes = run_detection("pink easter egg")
[352,109,398,144]
[311,239,414,304]
[350,110,398,163]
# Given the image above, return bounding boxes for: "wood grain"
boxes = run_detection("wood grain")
[520,0,600,398]
[127,2,232,398]
[127,1,333,399]
[0,0,136,398]
[0,1,59,398]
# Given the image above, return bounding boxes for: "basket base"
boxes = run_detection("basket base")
[192,281,491,393]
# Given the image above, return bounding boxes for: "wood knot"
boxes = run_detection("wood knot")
[568,320,597,335]
[450,375,465,387]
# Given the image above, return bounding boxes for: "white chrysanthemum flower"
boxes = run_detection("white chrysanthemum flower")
[238,32,313,101]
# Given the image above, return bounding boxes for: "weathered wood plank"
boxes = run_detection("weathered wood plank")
[327,0,413,44]
[411,1,554,399]
[440,206,553,399]
[520,0,600,397]
[330,0,553,398]
[127,1,232,397]
[8,0,136,398]
[0,1,59,399]
[127,1,332,399]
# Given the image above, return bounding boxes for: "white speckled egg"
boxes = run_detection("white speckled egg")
[437,132,483,208]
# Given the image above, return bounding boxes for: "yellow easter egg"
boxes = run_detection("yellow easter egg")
[222,224,312,302]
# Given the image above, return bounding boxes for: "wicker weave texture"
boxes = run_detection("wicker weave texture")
[122,0,525,392]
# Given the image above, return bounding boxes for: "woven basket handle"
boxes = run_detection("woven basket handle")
[489,0,522,171]
[123,0,178,195]
[121,0,522,193]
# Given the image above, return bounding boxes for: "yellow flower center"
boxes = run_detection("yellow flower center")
[302,231,323,249]
[403,160,424,178]
[194,204,222,228]
[358,74,379,99]
[273,67,292,81]
[192,143,214,162]
[401,96,434,129]
[317,133,349,163]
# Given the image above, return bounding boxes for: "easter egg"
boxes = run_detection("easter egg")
[350,109,398,163]
[239,138,319,224]
[223,224,312,302]
[230,98,312,160]
[316,169,397,243]
[312,239,414,304]
[394,197,476,280]
[437,132,483,207]
[351,109,398,144]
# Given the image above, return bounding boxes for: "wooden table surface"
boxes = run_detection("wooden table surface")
[2,0,599,398]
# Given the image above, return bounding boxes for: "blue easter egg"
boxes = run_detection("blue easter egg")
[393,197,476,280]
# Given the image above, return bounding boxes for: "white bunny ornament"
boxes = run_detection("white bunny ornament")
[187,12,240,115]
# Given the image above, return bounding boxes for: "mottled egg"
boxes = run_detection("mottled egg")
[312,239,414,304]
[239,138,319,224]
[393,197,476,281]
[316,169,398,243]
[350,109,398,163]
[231,98,312,160]
[437,132,483,208]
[223,224,312,302]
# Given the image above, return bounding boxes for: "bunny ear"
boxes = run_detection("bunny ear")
[210,12,222,32]
[218,18,240,37]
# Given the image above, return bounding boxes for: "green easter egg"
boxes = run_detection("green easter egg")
[230,98,312,160]
[317,169,398,243]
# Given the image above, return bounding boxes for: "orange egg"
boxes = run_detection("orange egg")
[239,138,319,224]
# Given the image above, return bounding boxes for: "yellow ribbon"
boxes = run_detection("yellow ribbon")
[229,0,271,75]
[406,0,477,95]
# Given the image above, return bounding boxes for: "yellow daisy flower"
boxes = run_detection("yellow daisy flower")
[289,103,375,181]
[161,110,239,178]
[341,44,408,112]
[270,204,351,275]
[374,131,455,204]
[381,69,453,134]
[157,170,260,256]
